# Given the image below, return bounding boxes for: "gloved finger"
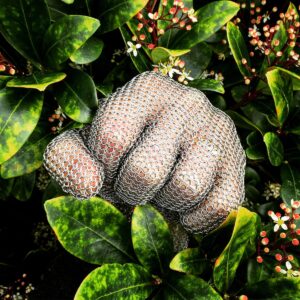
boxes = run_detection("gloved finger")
[114,110,183,205]
[180,140,246,234]
[43,129,104,199]
[152,135,220,212]
[87,72,184,201]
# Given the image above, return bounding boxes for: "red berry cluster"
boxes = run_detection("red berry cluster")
[0,51,16,75]
[245,1,300,69]
[132,0,197,49]
[256,201,300,275]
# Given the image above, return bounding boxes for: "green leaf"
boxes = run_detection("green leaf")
[43,15,100,68]
[213,207,259,292]
[44,196,134,264]
[280,163,300,205]
[11,172,35,201]
[131,205,173,274]
[169,248,209,275]
[70,37,104,64]
[1,122,52,178]
[119,25,152,73]
[6,72,66,92]
[246,145,266,160]
[263,132,284,166]
[0,88,43,164]
[242,277,300,299]
[171,1,239,49]
[247,258,271,285]
[181,43,212,79]
[61,0,74,3]
[189,79,225,94]
[151,47,190,64]
[226,110,263,134]
[0,0,50,68]
[74,263,154,300]
[164,273,222,300]
[0,76,12,89]
[54,69,98,123]
[97,0,148,33]
[0,177,15,200]
[227,22,251,77]
[266,68,292,127]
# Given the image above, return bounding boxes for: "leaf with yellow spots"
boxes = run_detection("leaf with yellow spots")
[6,72,66,91]
[43,15,100,68]
[266,68,292,128]
[0,88,43,164]
[44,196,135,264]
[213,207,260,292]
[74,263,154,300]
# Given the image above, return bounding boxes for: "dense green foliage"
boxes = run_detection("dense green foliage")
[1,0,300,299]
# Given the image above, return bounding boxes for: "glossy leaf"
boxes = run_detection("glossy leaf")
[0,88,43,164]
[131,205,173,274]
[54,69,98,123]
[226,110,263,134]
[280,163,300,205]
[11,172,35,201]
[1,122,52,178]
[266,68,292,127]
[189,79,225,94]
[263,132,284,166]
[181,43,212,79]
[227,22,251,77]
[171,1,239,49]
[44,196,134,264]
[70,37,104,64]
[164,273,222,300]
[151,47,190,64]
[0,76,12,89]
[119,25,152,73]
[246,145,266,160]
[97,0,148,33]
[213,207,259,292]
[242,277,300,299]
[43,15,100,68]
[6,72,66,91]
[247,258,271,285]
[0,0,50,68]
[74,263,154,300]
[169,248,209,275]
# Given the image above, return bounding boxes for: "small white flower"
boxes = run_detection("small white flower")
[291,199,300,209]
[269,212,289,232]
[280,261,300,277]
[188,8,198,23]
[126,41,141,57]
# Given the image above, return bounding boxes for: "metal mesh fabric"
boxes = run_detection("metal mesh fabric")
[44,71,246,234]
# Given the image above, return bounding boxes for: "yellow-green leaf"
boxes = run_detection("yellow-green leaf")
[263,132,284,166]
[43,15,100,68]
[0,88,43,164]
[189,79,225,94]
[74,263,154,300]
[6,72,66,91]
[227,22,251,77]
[97,0,148,33]
[169,248,209,275]
[266,68,292,127]
[171,1,239,49]
[132,205,173,274]
[213,207,260,292]
[70,37,104,64]
[151,47,190,64]
[44,196,134,264]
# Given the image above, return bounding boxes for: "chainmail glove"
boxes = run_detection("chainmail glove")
[44,71,246,234]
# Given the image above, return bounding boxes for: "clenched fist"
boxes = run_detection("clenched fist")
[44,71,246,234]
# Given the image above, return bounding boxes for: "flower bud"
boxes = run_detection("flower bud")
[186,25,192,31]
[148,44,155,49]
[261,237,269,245]
[256,256,263,263]
[241,58,247,65]
[0,64,6,72]
[275,266,281,272]
[288,255,294,261]
[280,232,287,238]
[292,238,299,246]
[275,253,283,261]
[260,231,267,237]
